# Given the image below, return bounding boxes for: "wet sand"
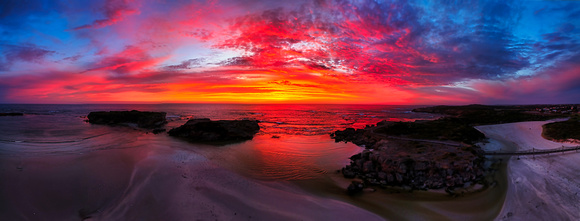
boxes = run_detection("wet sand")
[476,120,580,220]
[0,134,383,220]
[290,167,506,221]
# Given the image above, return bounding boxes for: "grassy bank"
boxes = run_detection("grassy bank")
[542,114,580,142]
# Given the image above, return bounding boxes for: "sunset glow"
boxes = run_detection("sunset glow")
[1,0,579,104]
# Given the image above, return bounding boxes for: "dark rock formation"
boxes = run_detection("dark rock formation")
[332,120,487,193]
[0,113,24,116]
[87,110,167,128]
[168,118,260,142]
[331,128,379,148]
[347,181,365,195]
[152,128,167,134]
[340,141,486,191]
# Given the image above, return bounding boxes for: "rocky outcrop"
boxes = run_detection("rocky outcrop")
[168,118,260,142]
[347,181,365,195]
[87,110,167,128]
[341,145,485,190]
[331,128,380,148]
[332,121,487,192]
[0,113,24,116]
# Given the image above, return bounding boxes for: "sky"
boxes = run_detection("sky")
[0,0,579,104]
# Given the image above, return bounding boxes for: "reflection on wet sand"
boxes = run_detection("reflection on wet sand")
[0,131,384,220]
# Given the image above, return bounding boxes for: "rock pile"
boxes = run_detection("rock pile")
[341,147,485,190]
[332,123,487,192]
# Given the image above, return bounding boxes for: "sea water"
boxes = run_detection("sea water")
[0,104,438,179]
[0,104,504,220]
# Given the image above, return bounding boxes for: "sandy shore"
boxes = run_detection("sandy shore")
[0,136,383,221]
[476,120,580,220]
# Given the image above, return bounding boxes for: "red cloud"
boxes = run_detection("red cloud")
[84,45,168,75]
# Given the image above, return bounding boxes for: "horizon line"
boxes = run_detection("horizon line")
[1,102,578,106]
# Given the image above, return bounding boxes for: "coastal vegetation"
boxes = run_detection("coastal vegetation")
[373,119,485,144]
[542,114,580,142]
[413,104,573,125]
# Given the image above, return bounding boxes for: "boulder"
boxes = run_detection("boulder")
[87,110,167,128]
[347,181,365,195]
[362,161,374,173]
[168,118,260,142]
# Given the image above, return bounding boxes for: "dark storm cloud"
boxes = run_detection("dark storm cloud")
[0,44,55,70]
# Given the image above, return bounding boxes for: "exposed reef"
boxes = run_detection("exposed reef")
[168,118,260,143]
[342,140,486,192]
[87,110,167,129]
[333,124,486,194]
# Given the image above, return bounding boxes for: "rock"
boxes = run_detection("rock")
[415,161,427,170]
[0,113,24,116]
[152,128,166,134]
[335,120,487,193]
[342,167,356,179]
[87,110,167,128]
[395,173,404,183]
[347,181,365,195]
[362,161,374,173]
[168,118,260,142]
[378,172,387,180]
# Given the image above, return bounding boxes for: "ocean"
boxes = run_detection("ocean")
[0,104,503,220]
[0,104,437,178]
[0,103,437,137]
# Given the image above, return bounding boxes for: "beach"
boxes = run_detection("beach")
[0,132,383,220]
[0,130,504,220]
[476,120,580,220]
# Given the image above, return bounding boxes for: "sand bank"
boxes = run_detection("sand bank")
[476,120,580,220]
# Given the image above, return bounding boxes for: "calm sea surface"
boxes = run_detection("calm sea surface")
[0,103,436,136]
[0,104,437,179]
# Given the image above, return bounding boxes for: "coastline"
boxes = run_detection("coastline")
[0,130,506,221]
[476,120,580,220]
[0,133,384,220]
[2,108,577,220]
